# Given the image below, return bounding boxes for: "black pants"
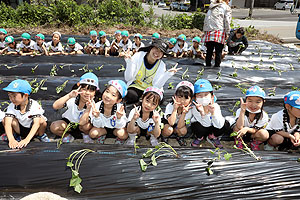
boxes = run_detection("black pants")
[228,45,246,54]
[191,120,231,139]
[205,41,224,67]
[124,87,144,104]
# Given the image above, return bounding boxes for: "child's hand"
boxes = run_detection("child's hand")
[294,133,300,146]
[237,127,249,138]
[133,105,141,120]
[105,53,110,57]
[172,96,181,111]
[168,63,182,73]
[17,138,30,149]
[89,99,100,118]
[193,101,205,116]
[152,110,160,124]
[116,105,125,119]
[240,97,247,111]
[207,103,215,115]
[182,103,192,114]
[9,139,19,149]
[289,134,297,145]
[124,53,131,59]
[68,86,82,98]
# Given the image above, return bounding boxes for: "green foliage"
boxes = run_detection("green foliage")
[206,148,232,176]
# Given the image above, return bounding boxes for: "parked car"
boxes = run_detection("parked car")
[170,2,179,10]
[178,3,190,11]
[274,0,293,10]
[158,2,167,7]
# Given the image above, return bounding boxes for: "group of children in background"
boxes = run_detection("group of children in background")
[0,28,248,58]
[0,73,299,152]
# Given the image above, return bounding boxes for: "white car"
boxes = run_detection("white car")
[158,2,166,7]
[274,0,293,10]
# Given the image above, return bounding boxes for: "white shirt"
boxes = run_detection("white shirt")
[266,109,300,133]
[8,46,17,52]
[173,42,188,53]
[99,39,110,48]
[128,106,158,130]
[88,39,100,48]
[18,40,36,52]
[164,103,192,125]
[5,99,46,128]
[188,45,206,55]
[132,42,145,51]
[46,41,63,52]
[191,103,225,129]
[0,41,5,49]
[61,97,85,123]
[0,110,5,122]
[65,43,83,53]
[234,108,269,129]
[167,47,176,54]
[90,101,127,129]
[119,39,133,51]
[34,42,46,53]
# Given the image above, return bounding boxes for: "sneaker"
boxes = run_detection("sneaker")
[176,136,187,146]
[191,137,204,147]
[250,140,262,151]
[0,133,7,141]
[13,133,21,142]
[206,134,223,148]
[115,137,125,145]
[150,135,159,146]
[160,136,169,144]
[82,134,94,144]
[264,143,275,151]
[37,133,50,142]
[62,134,74,143]
[234,137,243,149]
[96,135,106,144]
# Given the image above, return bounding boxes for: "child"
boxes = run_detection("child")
[191,79,230,148]
[132,33,145,54]
[84,30,100,54]
[227,27,248,55]
[126,86,163,146]
[161,81,193,146]
[110,30,122,56]
[98,31,110,57]
[33,33,48,56]
[50,72,100,143]
[119,30,132,57]
[0,28,7,50]
[0,36,18,55]
[174,34,188,58]
[18,33,36,56]
[64,37,84,55]
[188,37,205,59]
[150,32,160,44]
[233,86,269,150]
[3,79,50,149]
[166,37,177,57]
[265,91,300,151]
[81,80,128,144]
[46,32,64,56]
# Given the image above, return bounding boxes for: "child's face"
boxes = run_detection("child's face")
[36,38,44,45]
[79,85,96,102]
[289,106,300,118]
[236,33,242,39]
[52,34,60,44]
[90,35,97,41]
[178,39,184,46]
[175,95,191,107]
[134,37,141,43]
[142,96,158,113]
[122,36,128,42]
[0,33,5,40]
[68,44,75,49]
[168,43,174,49]
[8,92,27,106]
[193,41,199,48]
[22,39,30,45]
[100,36,106,43]
[245,96,263,113]
[115,33,121,41]
[195,92,213,106]
[102,86,121,106]
[8,43,14,47]
[149,46,163,60]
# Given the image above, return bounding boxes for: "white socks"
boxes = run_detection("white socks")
[125,133,137,146]
[150,135,159,146]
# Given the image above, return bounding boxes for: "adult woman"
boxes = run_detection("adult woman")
[124,38,181,104]
[203,0,232,68]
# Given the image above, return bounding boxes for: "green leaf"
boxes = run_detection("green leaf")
[230,132,239,137]
[74,183,83,193]
[297,158,300,162]
[67,161,74,167]
[70,176,82,187]
[72,169,79,177]
[151,155,157,166]
[139,159,147,172]
[206,167,213,175]
[143,148,153,158]
[209,149,215,154]
[224,153,232,161]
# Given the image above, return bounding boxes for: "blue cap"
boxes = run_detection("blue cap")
[246,85,266,99]
[108,80,128,98]
[152,32,160,39]
[0,28,7,35]
[284,91,300,109]
[3,79,32,95]
[80,72,99,89]
[114,30,121,35]
[90,30,97,36]
[134,33,143,39]
[192,36,201,43]
[121,31,129,37]
[178,34,186,41]
[194,79,213,94]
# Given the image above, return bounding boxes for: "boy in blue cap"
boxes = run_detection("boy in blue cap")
[64,37,83,55]
[0,36,18,55]
[0,28,7,50]
[188,36,206,59]
[119,31,133,57]
[84,30,100,54]
[110,30,122,56]
[98,31,110,57]
[33,33,48,56]
[265,91,300,150]
[3,79,49,149]
[18,32,36,56]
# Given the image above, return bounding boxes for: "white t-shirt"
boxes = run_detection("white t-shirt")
[46,41,63,52]
[234,108,269,129]
[128,106,159,130]
[34,42,46,53]
[65,43,83,53]
[0,110,5,122]
[173,42,188,53]
[8,46,17,52]
[164,102,192,125]
[132,42,145,51]
[0,40,5,49]
[266,109,300,133]
[61,97,85,123]
[191,103,225,129]
[188,45,206,55]
[167,47,176,54]
[119,39,133,51]
[5,99,46,128]
[90,101,127,129]
[87,39,100,48]
[18,40,36,52]
[99,39,110,48]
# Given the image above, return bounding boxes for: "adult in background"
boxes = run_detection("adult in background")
[227,27,249,55]
[203,0,232,68]
[124,38,181,104]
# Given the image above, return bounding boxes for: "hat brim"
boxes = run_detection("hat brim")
[138,45,167,54]
[3,87,30,94]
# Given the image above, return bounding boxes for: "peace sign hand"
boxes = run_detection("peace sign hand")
[172,96,181,111]
[116,105,125,119]
[182,103,192,114]
[193,101,205,116]
[68,86,82,98]
[168,63,182,74]
[89,98,100,118]
[240,97,248,112]
[133,105,141,120]
[152,110,161,124]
